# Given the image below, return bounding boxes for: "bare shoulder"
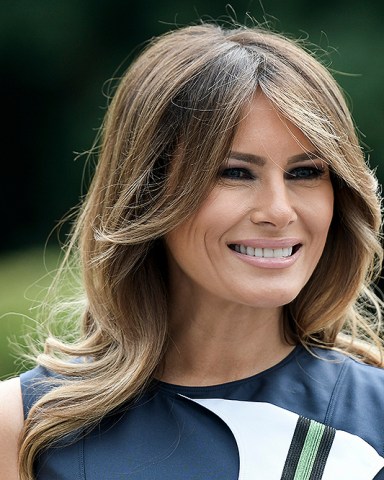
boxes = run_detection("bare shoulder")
[0,377,24,479]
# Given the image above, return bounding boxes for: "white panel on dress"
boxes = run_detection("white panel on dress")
[182,397,384,480]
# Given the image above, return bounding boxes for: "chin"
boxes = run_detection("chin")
[241,289,302,309]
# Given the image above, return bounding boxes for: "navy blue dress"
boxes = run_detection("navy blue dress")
[21,346,384,479]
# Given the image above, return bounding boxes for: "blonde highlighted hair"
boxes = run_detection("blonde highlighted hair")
[19,22,383,478]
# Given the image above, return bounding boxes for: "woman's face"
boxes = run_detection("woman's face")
[165,92,334,311]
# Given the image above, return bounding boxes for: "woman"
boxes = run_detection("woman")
[1,22,384,479]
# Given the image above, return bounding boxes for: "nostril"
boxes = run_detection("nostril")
[249,205,297,228]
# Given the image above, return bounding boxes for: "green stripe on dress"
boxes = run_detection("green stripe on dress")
[281,418,336,480]
[309,424,336,479]
[294,421,325,479]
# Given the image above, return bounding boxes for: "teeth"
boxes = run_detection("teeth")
[273,248,283,258]
[233,244,294,258]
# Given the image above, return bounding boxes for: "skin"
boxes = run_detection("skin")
[0,377,23,479]
[0,92,334,475]
[163,92,334,386]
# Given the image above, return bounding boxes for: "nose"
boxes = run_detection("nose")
[249,180,297,229]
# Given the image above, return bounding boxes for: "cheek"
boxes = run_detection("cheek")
[165,215,209,268]
[164,225,191,260]
[165,192,235,250]
[311,187,334,234]
[317,204,333,233]
[322,193,334,234]
[298,188,333,258]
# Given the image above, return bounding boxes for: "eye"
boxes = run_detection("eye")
[220,167,254,180]
[287,166,326,180]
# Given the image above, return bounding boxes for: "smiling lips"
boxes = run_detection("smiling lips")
[229,244,301,258]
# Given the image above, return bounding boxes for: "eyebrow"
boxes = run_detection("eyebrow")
[229,150,323,166]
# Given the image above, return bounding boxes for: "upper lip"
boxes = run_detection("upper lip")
[228,238,302,249]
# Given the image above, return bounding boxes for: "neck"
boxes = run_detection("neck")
[160,296,295,386]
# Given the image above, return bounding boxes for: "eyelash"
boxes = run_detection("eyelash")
[220,167,254,180]
[220,166,326,181]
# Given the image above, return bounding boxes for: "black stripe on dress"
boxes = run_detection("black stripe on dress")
[280,416,311,479]
[308,424,336,479]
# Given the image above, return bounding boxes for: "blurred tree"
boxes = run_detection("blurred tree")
[0,0,383,378]
[1,0,383,251]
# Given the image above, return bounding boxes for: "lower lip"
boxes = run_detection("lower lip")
[229,247,302,269]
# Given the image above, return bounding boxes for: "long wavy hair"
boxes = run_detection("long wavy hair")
[19,22,383,478]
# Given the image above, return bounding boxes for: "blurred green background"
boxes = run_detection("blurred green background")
[1,0,383,379]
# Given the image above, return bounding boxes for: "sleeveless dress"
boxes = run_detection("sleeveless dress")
[21,346,384,479]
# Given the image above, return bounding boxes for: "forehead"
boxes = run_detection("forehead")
[231,92,315,162]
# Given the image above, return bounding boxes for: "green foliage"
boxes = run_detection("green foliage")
[1,1,383,376]
[0,248,62,379]
[1,1,383,250]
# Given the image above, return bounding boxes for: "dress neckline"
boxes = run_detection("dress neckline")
[156,344,302,394]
